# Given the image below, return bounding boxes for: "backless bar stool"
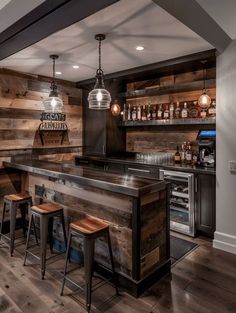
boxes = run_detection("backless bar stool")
[0,192,32,256]
[24,202,67,279]
[61,216,118,313]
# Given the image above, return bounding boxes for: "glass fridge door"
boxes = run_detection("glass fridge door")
[160,170,195,236]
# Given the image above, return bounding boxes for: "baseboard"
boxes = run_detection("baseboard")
[213,231,236,254]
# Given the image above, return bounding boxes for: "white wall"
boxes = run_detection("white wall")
[214,40,236,254]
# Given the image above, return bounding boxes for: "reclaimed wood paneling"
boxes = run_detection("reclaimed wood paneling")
[0,69,82,151]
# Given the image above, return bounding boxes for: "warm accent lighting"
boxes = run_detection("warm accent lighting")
[43,55,63,113]
[198,61,211,108]
[55,71,62,75]
[136,46,144,51]
[111,100,121,116]
[73,65,79,69]
[88,34,111,110]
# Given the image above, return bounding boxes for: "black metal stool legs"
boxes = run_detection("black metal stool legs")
[0,202,6,241]
[40,215,49,279]
[84,237,95,313]
[9,204,17,256]
[60,230,72,296]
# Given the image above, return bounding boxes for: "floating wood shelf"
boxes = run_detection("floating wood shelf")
[119,117,216,127]
[120,79,216,99]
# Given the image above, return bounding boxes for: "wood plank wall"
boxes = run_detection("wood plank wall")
[126,68,216,153]
[0,68,83,164]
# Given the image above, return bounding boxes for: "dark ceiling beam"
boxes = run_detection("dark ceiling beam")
[0,0,119,60]
[152,0,231,53]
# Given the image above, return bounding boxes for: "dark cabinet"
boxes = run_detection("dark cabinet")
[196,173,216,238]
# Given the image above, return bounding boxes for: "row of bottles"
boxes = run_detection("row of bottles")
[174,142,198,165]
[123,101,216,121]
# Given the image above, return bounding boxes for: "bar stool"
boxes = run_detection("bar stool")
[0,192,32,256]
[61,216,118,313]
[24,202,67,279]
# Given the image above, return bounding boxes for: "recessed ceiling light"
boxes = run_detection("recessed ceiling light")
[136,46,144,51]
[73,65,79,69]
[55,71,62,75]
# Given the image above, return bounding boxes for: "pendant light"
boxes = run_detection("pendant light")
[198,61,211,108]
[111,100,121,116]
[88,34,111,110]
[43,55,63,113]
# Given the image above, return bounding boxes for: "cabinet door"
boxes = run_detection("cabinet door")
[196,174,216,238]
[106,162,125,174]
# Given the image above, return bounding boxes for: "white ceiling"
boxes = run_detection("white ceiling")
[196,0,236,40]
[0,0,46,33]
[0,0,213,82]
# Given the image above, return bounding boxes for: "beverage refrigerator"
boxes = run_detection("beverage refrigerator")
[159,169,195,236]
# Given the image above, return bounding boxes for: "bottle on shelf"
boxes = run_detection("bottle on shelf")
[151,105,157,120]
[147,104,152,120]
[181,142,187,163]
[157,104,163,120]
[122,103,127,121]
[127,104,131,121]
[208,100,216,117]
[141,104,147,121]
[170,103,174,119]
[163,104,170,119]
[200,108,207,119]
[137,105,142,121]
[174,146,181,164]
[181,102,189,119]
[131,106,137,121]
[174,101,181,119]
[185,142,192,164]
[189,101,199,118]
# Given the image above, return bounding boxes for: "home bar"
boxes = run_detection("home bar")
[0,1,235,313]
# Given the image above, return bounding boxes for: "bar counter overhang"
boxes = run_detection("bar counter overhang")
[3,159,170,296]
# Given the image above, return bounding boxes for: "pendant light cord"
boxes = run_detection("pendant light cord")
[52,57,55,82]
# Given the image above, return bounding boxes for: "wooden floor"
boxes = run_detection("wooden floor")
[0,233,236,313]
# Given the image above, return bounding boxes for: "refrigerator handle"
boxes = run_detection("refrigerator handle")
[195,177,198,193]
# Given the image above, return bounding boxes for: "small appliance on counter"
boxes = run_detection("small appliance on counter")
[197,129,216,168]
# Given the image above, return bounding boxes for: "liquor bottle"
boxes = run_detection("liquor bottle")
[122,103,127,121]
[170,103,174,119]
[163,104,170,119]
[137,105,142,121]
[157,104,163,120]
[147,104,152,120]
[181,142,187,163]
[151,105,157,120]
[185,142,192,164]
[141,105,147,121]
[131,106,137,121]
[127,104,131,121]
[200,108,207,119]
[174,101,181,119]
[208,100,216,117]
[181,102,189,119]
[189,101,199,118]
[174,146,181,164]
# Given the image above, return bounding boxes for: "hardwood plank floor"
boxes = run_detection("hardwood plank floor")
[0,233,236,313]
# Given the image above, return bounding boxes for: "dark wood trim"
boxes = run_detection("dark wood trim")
[77,49,216,86]
[132,197,141,281]
[0,0,120,60]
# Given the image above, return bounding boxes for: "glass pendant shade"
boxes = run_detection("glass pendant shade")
[111,100,121,116]
[198,90,211,109]
[43,95,63,113]
[88,34,111,110]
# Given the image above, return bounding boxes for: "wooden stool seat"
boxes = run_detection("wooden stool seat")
[4,192,32,202]
[70,217,109,235]
[31,203,62,214]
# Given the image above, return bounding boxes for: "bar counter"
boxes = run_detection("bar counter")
[3,159,170,296]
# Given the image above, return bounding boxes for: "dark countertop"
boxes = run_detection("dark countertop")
[76,155,216,175]
[3,160,166,197]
